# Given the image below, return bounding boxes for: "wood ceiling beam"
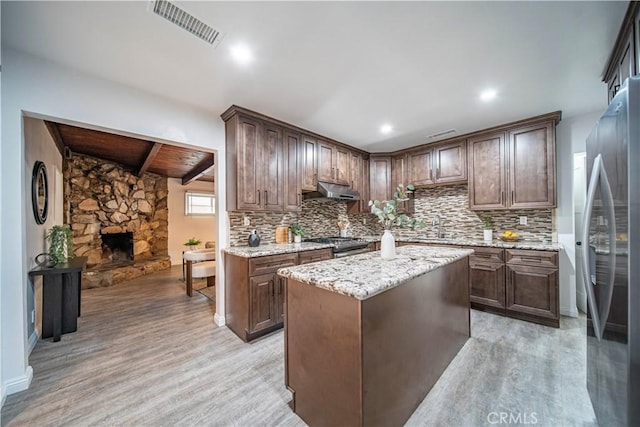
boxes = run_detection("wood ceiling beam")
[182,154,215,185]
[137,143,163,176]
[44,121,66,157]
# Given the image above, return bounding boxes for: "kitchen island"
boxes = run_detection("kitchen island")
[277,245,473,426]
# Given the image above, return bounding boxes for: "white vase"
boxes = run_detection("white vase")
[380,229,396,260]
[294,235,302,243]
[483,230,493,242]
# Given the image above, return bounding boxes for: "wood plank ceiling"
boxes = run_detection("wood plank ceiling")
[45,121,215,184]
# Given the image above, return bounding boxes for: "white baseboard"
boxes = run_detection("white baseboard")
[1,384,6,409]
[28,330,39,354]
[5,366,33,395]
[561,306,579,318]
[214,312,226,326]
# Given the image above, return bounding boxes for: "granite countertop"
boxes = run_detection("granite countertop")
[223,242,335,258]
[359,235,562,251]
[278,245,474,300]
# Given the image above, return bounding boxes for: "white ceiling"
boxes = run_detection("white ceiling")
[2,1,628,152]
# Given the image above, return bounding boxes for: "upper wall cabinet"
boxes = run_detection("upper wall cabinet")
[317,140,350,185]
[347,151,369,214]
[468,114,559,210]
[301,135,317,191]
[405,139,467,188]
[604,2,640,103]
[369,155,392,203]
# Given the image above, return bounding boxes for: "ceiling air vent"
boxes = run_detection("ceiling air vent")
[151,0,224,47]
[426,129,457,139]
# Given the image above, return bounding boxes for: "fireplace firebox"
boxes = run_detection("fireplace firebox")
[101,232,134,263]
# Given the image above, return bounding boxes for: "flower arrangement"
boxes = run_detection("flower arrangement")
[481,215,494,230]
[368,184,426,230]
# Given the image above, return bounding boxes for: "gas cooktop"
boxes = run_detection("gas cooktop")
[303,237,368,253]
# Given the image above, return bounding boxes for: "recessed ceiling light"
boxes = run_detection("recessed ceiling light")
[380,124,393,134]
[480,89,497,102]
[230,44,253,65]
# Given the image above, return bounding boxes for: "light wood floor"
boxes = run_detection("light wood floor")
[2,266,595,426]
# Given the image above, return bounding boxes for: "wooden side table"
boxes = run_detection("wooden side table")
[29,256,87,342]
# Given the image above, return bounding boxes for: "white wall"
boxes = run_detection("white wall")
[555,110,603,317]
[0,48,229,398]
[167,178,216,265]
[23,117,63,346]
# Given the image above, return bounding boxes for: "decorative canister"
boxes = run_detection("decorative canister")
[248,230,261,247]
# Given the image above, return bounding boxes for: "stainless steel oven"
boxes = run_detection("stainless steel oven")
[303,237,370,258]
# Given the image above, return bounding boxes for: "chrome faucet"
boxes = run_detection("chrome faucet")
[432,215,447,239]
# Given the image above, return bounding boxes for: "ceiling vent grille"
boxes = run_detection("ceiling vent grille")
[151,0,224,46]
[426,129,457,139]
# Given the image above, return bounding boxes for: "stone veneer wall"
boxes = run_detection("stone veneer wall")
[228,184,553,245]
[65,154,171,287]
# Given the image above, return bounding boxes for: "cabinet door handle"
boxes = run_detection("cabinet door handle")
[257,190,261,205]
[430,169,433,182]
[511,190,514,205]
[332,167,335,178]
[271,280,275,297]
[501,191,504,204]
[298,193,301,206]
[264,190,268,205]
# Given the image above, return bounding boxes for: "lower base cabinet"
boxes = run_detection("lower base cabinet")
[470,247,559,327]
[225,248,333,342]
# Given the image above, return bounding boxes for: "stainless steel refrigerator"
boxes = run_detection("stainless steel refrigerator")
[582,76,639,427]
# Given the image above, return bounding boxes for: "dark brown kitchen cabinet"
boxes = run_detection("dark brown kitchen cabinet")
[262,123,285,211]
[369,155,392,202]
[468,132,507,210]
[284,130,302,212]
[434,139,467,184]
[407,149,434,186]
[231,115,263,211]
[468,114,558,210]
[347,152,367,214]
[604,2,639,104]
[505,249,559,327]
[391,153,414,213]
[508,121,556,209]
[317,140,350,185]
[469,247,558,328]
[301,135,317,191]
[469,247,506,309]
[226,249,334,342]
[250,273,278,332]
[405,139,466,187]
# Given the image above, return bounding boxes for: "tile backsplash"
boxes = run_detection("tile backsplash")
[228,184,553,246]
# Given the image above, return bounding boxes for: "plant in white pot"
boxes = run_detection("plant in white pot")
[369,184,425,260]
[291,224,305,243]
[47,225,75,265]
[482,216,494,242]
[184,237,202,251]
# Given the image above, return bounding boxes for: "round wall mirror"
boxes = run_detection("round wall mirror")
[32,161,49,225]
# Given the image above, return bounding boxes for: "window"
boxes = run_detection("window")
[185,192,215,216]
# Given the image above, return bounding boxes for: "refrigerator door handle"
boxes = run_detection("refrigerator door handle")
[581,154,617,341]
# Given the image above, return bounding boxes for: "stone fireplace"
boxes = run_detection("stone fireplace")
[65,153,171,288]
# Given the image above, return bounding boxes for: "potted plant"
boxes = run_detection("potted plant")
[481,215,494,242]
[290,224,305,243]
[183,237,202,250]
[47,225,75,265]
[369,184,425,259]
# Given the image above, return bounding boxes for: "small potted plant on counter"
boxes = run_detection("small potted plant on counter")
[183,237,202,251]
[291,224,305,243]
[482,216,494,242]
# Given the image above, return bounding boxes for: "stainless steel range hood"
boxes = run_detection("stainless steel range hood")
[303,181,361,201]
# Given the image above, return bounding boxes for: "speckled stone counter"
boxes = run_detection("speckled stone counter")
[278,245,473,300]
[223,242,334,258]
[359,235,562,251]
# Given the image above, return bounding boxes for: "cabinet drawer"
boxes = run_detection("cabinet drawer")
[506,249,558,268]
[298,248,333,265]
[249,253,298,276]
[469,246,504,262]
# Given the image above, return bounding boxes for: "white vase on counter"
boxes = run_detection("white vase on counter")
[380,229,396,260]
[483,230,493,242]
[294,235,302,243]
